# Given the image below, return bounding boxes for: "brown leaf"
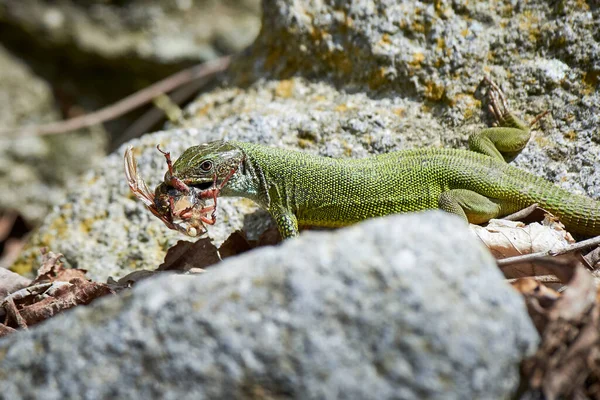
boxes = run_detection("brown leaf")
[32,249,88,284]
[36,248,63,277]
[106,270,165,292]
[4,296,28,329]
[584,246,600,270]
[219,227,282,259]
[520,257,600,399]
[0,323,16,338]
[158,227,282,273]
[218,231,253,259]
[13,279,113,327]
[256,225,283,247]
[511,278,560,308]
[158,238,221,271]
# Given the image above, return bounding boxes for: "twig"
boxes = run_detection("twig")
[3,296,28,329]
[502,203,541,221]
[0,55,232,137]
[115,74,210,146]
[497,235,600,268]
[530,110,550,128]
[506,275,562,284]
[584,246,600,270]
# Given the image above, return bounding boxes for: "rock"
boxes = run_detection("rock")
[13,0,600,279]
[0,0,261,65]
[0,267,31,298]
[0,0,261,144]
[239,0,600,191]
[0,212,539,399]
[0,44,107,224]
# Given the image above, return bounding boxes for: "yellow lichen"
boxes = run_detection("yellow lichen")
[518,11,541,43]
[80,218,98,234]
[424,81,445,101]
[298,138,314,149]
[334,104,349,112]
[380,33,392,45]
[436,37,446,50]
[9,258,34,276]
[411,52,426,66]
[393,108,406,117]
[275,80,295,98]
[368,67,390,90]
[563,131,577,141]
[534,135,553,148]
[195,103,213,117]
[583,71,599,94]
[411,21,426,34]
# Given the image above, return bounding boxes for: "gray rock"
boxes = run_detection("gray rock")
[0,212,539,400]
[0,267,31,298]
[13,0,600,280]
[0,44,107,225]
[0,0,261,64]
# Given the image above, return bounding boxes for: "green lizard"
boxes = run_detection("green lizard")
[153,78,600,239]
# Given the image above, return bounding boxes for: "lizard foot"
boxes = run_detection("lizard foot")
[482,76,510,127]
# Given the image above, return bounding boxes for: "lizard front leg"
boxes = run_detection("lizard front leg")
[468,78,532,162]
[272,210,299,239]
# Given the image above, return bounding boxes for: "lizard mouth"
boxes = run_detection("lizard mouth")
[190,181,214,191]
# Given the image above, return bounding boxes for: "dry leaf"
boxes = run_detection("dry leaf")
[32,249,87,284]
[511,278,560,307]
[519,257,600,399]
[106,270,166,292]
[2,279,114,331]
[158,227,282,273]
[0,250,115,337]
[471,216,574,279]
[218,231,254,259]
[219,227,282,259]
[158,238,221,271]
[0,323,16,338]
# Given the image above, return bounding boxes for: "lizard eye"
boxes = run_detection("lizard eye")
[199,160,213,172]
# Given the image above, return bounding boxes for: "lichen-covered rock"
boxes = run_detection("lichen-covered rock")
[0,212,540,399]
[240,0,599,190]
[14,0,600,279]
[0,45,106,224]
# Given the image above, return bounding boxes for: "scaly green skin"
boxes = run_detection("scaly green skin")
[155,81,600,239]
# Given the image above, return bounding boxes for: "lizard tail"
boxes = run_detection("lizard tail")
[539,191,600,236]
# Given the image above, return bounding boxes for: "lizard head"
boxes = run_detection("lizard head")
[153,141,245,215]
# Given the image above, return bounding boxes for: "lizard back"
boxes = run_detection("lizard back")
[235,141,600,235]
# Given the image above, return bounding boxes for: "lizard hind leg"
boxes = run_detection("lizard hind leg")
[469,78,531,162]
[438,189,502,224]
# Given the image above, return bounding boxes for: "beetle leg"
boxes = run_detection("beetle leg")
[157,145,190,193]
